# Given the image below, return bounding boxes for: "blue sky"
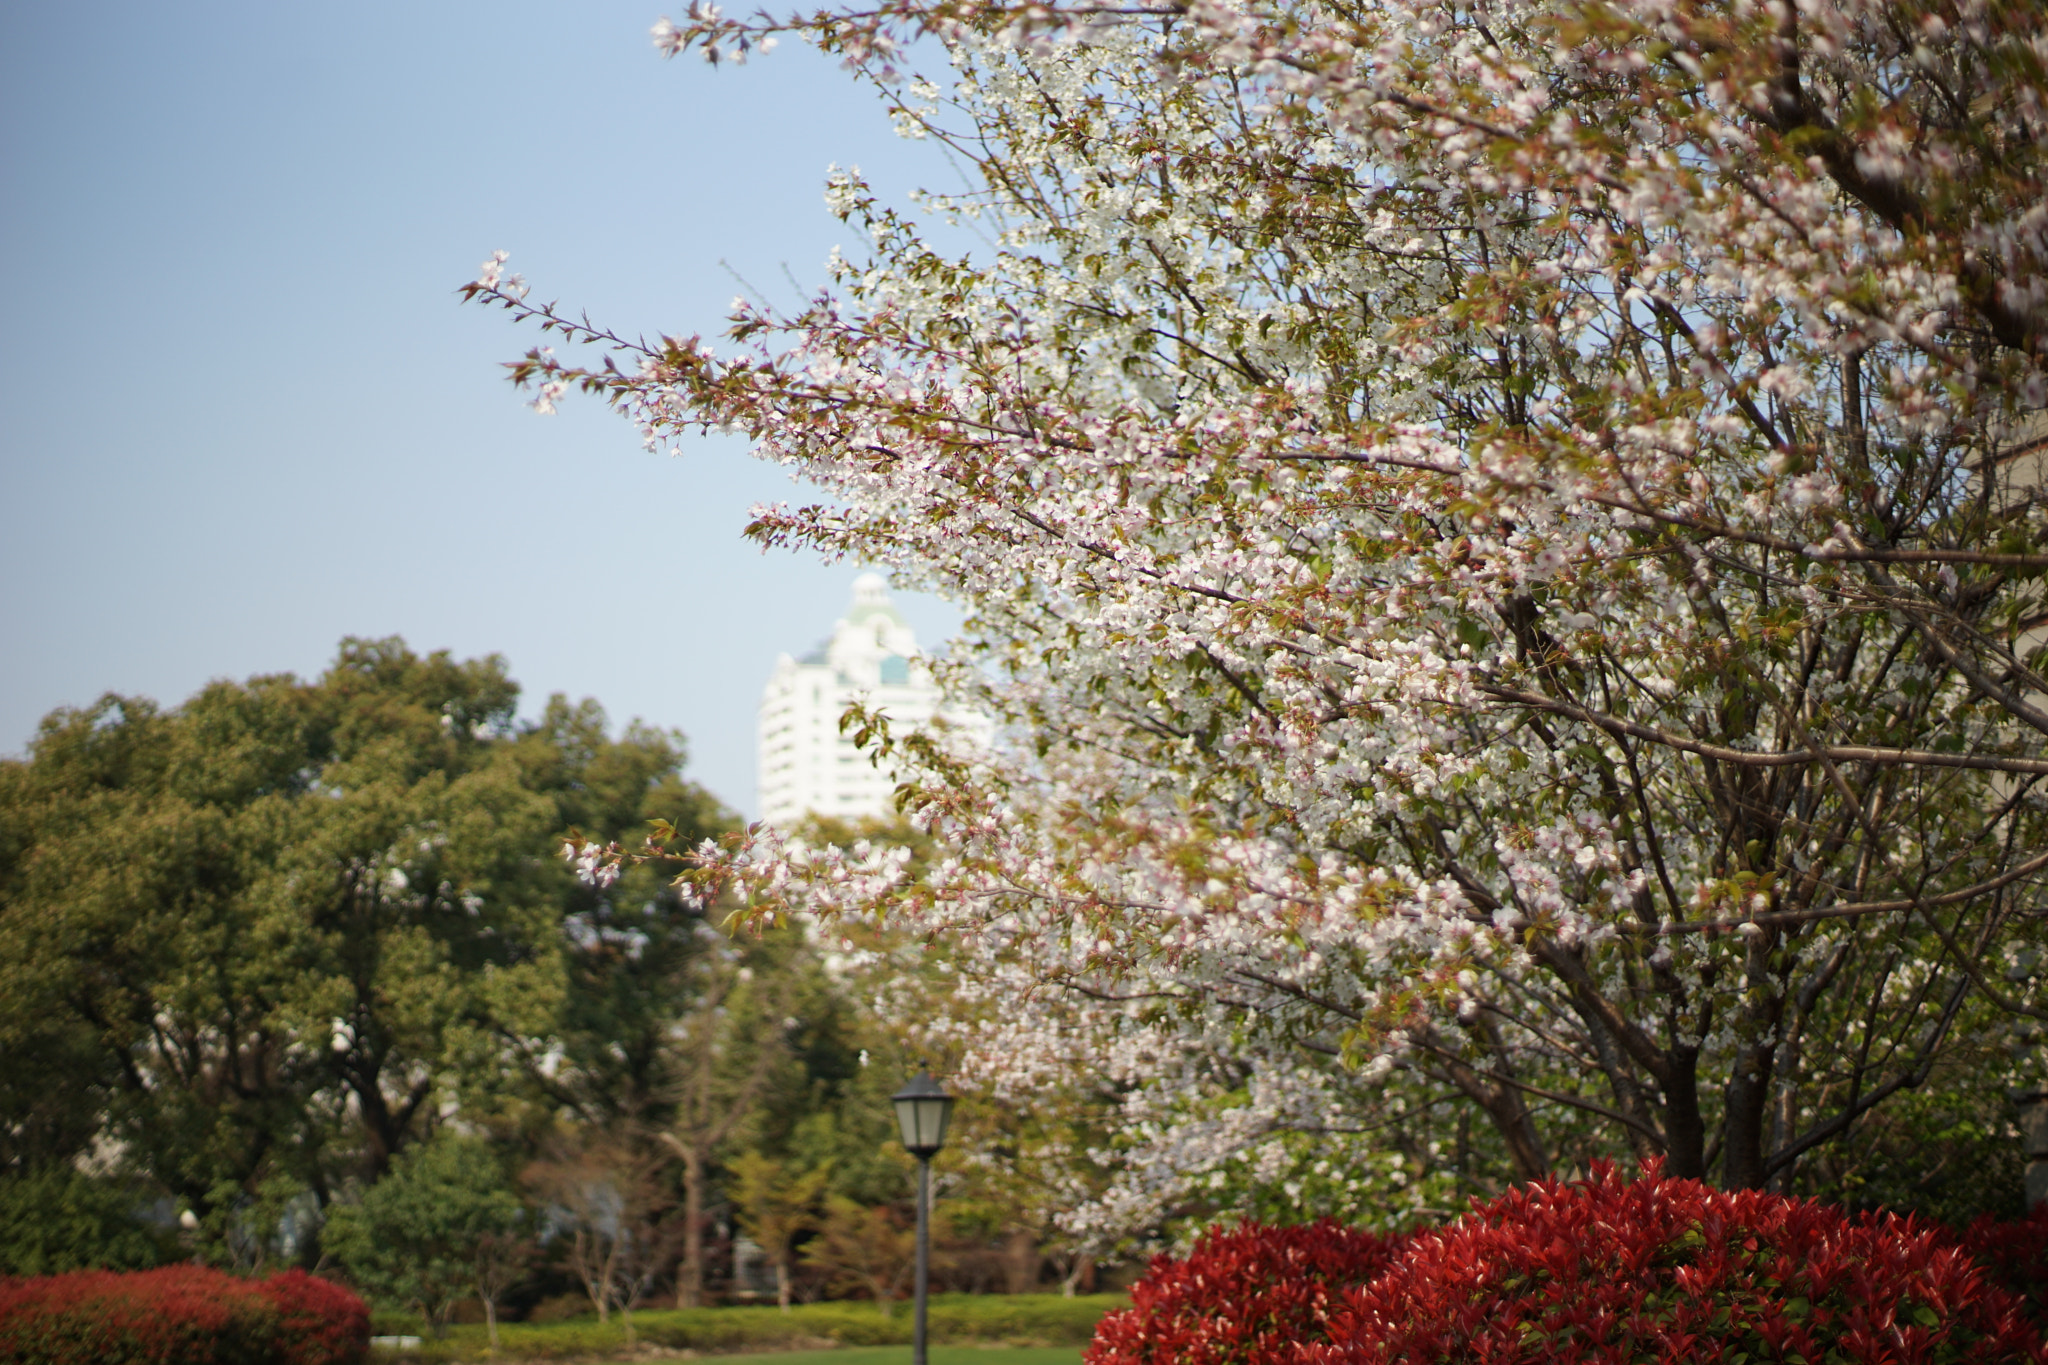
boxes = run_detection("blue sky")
[0,0,964,815]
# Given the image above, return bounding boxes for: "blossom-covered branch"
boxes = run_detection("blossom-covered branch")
[508,0,2048,1237]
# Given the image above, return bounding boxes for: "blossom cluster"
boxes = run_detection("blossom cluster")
[501,0,2048,1242]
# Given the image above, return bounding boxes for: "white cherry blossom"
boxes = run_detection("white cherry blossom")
[517,0,2048,1241]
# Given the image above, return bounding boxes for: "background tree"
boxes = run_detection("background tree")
[0,1167,175,1276]
[473,1227,537,1353]
[324,1132,525,1339]
[284,639,565,1179]
[525,1136,678,1333]
[0,678,341,1233]
[802,1194,916,1311]
[508,693,734,1135]
[728,1151,829,1312]
[0,638,725,1257]
[653,945,798,1309]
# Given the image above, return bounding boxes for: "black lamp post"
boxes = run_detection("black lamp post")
[892,1072,954,1365]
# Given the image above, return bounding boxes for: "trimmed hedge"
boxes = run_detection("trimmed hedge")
[1090,1164,2048,1365]
[0,1265,368,1365]
[354,1292,1121,1361]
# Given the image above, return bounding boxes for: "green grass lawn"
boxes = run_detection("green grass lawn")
[367,1294,1120,1361]
[667,1349,1082,1365]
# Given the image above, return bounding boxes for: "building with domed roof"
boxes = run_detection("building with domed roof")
[757,574,953,827]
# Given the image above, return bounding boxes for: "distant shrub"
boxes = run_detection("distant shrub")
[0,1264,368,1365]
[1309,1163,2042,1365]
[0,1169,172,1276]
[520,1294,593,1325]
[1086,1220,1409,1365]
[313,1292,1124,1361]
[258,1270,372,1365]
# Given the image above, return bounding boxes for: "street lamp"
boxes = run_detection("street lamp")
[892,1072,954,1365]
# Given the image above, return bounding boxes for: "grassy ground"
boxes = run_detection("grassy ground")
[367,1294,1121,1362]
[682,1349,1081,1365]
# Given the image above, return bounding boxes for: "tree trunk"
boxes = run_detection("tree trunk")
[1722,1043,1775,1189]
[1722,938,1784,1190]
[1662,1047,1707,1180]
[675,1146,706,1309]
[776,1258,791,1312]
[1003,1228,1037,1294]
[580,1231,610,1324]
[1486,1088,1552,1184]
[482,1297,499,1354]
[1060,1254,1094,1297]
[1416,1020,1551,1183]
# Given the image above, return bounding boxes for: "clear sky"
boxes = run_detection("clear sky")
[0,0,965,817]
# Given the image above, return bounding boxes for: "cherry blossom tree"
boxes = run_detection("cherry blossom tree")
[472,0,2048,1236]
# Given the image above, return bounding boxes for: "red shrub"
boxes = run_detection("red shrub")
[1090,1169,2048,1365]
[1963,1204,2048,1328]
[1307,1162,2045,1365]
[1086,1219,1410,1365]
[0,1265,368,1365]
[256,1269,371,1365]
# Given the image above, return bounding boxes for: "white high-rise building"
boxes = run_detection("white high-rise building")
[757,574,952,827]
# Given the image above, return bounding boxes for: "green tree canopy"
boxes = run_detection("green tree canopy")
[0,638,730,1251]
[324,1132,524,1337]
[0,1167,176,1276]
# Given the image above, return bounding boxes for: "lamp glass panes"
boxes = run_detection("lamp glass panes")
[892,1072,954,1155]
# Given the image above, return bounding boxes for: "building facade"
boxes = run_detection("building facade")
[757,574,952,827]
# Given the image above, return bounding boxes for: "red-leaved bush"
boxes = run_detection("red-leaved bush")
[1094,1165,2048,1365]
[1086,1218,1411,1364]
[1963,1204,2048,1328]
[0,1264,368,1365]
[1310,1164,2046,1364]
[255,1270,371,1365]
